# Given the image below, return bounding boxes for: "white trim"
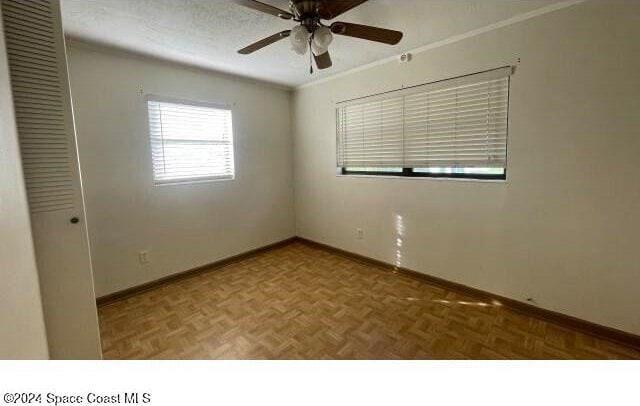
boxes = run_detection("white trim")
[146,97,236,186]
[297,0,585,90]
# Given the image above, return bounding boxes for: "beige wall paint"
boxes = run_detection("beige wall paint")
[292,1,640,334]
[67,42,295,297]
[0,15,49,359]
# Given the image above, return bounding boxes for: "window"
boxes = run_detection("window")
[337,67,511,180]
[147,97,235,185]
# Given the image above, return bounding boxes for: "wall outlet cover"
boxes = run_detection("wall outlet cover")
[138,251,149,264]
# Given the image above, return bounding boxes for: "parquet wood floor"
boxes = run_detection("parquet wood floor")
[98,242,640,359]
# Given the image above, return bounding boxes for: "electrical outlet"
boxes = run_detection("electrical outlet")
[138,251,150,264]
[357,228,364,240]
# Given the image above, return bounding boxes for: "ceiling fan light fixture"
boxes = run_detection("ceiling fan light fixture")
[292,41,308,55]
[290,25,310,55]
[235,0,404,71]
[311,26,333,56]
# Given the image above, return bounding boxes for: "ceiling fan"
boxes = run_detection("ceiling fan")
[234,0,403,73]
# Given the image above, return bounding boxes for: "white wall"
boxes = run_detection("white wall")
[292,1,640,334]
[67,41,295,297]
[0,16,49,359]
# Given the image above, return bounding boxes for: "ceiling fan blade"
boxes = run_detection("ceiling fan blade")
[238,30,291,54]
[330,22,403,45]
[314,51,332,70]
[233,0,294,20]
[317,0,369,20]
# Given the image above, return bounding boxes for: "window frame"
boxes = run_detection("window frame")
[145,95,236,187]
[335,67,512,182]
[340,167,507,180]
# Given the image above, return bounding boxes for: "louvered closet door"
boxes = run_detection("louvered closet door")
[1,0,101,359]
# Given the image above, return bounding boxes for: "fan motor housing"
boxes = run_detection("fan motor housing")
[290,0,318,18]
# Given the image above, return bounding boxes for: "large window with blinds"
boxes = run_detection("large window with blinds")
[147,97,235,185]
[336,67,511,180]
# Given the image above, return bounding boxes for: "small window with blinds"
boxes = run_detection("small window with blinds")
[337,67,511,180]
[147,97,235,185]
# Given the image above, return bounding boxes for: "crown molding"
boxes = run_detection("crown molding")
[296,0,585,90]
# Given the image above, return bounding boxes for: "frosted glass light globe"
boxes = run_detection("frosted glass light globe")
[290,25,310,55]
[311,26,333,56]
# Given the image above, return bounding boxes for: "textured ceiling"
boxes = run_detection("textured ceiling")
[61,0,563,88]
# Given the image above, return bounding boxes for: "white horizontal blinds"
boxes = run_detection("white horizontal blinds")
[2,0,76,213]
[147,99,235,184]
[336,96,403,167]
[336,67,511,169]
[404,76,509,168]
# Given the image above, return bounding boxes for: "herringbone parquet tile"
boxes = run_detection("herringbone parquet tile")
[98,242,640,359]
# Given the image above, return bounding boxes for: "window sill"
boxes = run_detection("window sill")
[336,174,507,183]
[154,176,235,187]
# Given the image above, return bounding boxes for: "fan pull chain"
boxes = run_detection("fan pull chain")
[309,36,314,74]
[309,38,313,75]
